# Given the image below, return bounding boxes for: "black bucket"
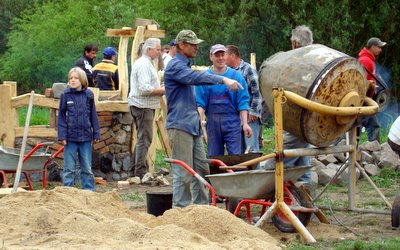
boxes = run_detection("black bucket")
[146,191,173,216]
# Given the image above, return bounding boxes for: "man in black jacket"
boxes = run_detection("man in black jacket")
[75,44,98,87]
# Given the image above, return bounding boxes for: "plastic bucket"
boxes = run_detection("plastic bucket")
[146,191,173,216]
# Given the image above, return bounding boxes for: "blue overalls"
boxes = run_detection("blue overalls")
[206,72,242,156]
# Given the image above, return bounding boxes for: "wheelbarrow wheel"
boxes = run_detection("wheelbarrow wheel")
[226,197,240,214]
[271,185,312,233]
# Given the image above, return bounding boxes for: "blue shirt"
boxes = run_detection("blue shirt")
[196,67,249,115]
[164,52,224,136]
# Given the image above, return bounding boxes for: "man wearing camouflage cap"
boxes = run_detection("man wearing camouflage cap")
[164,30,243,208]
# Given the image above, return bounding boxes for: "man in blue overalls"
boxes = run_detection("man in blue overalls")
[196,44,252,156]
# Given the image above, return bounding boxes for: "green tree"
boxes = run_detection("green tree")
[0,0,135,93]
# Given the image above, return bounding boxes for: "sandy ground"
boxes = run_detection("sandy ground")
[0,187,281,249]
[0,176,398,249]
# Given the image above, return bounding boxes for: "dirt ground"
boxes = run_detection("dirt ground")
[94,178,400,247]
[0,174,398,249]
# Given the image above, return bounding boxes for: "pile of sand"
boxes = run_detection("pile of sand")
[0,187,280,249]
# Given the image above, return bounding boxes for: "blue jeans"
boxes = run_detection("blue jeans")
[244,119,260,152]
[362,116,380,143]
[63,141,95,191]
[263,131,312,183]
[167,128,209,207]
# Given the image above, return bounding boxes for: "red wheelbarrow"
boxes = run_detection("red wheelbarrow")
[0,142,64,190]
[165,157,317,233]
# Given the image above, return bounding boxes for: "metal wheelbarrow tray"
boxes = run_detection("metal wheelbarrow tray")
[206,166,312,199]
[0,146,51,171]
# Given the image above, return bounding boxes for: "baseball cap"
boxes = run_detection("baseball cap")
[210,44,227,55]
[103,47,118,57]
[175,30,204,44]
[367,37,386,48]
[169,39,176,46]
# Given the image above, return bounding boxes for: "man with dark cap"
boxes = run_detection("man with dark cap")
[164,30,243,208]
[162,39,177,68]
[93,47,119,90]
[75,44,98,87]
[359,37,387,142]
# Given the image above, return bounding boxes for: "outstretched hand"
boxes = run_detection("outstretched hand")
[222,77,244,91]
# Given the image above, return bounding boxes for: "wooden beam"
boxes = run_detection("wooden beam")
[0,83,18,147]
[106,28,165,38]
[96,101,129,112]
[15,126,57,138]
[118,27,130,101]
[11,93,59,109]
[131,26,145,65]
[251,53,256,69]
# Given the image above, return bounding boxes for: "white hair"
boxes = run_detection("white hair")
[143,38,160,54]
[291,25,313,47]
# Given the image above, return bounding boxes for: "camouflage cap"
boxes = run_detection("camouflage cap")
[175,30,204,44]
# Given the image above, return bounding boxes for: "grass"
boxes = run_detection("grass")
[286,237,400,250]
[18,107,49,126]
[370,167,400,188]
[120,192,145,202]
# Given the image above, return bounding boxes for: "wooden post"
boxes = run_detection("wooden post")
[250,53,256,69]
[131,26,146,65]
[118,27,131,101]
[0,82,18,147]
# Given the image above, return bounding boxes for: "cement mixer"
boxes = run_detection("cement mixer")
[259,44,370,147]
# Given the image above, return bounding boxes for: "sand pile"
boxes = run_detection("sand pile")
[0,187,280,249]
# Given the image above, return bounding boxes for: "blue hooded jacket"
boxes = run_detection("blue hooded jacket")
[58,88,100,142]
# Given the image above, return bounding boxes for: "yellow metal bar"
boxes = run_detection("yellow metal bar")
[348,127,357,209]
[273,89,285,204]
[272,88,316,243]
[284,90,378,116]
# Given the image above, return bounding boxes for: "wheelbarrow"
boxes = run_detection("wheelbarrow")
[165,158,317,233]
[0,142,64,190]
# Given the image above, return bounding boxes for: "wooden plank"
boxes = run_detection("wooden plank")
[15,126,57,138]
[11,93,59,109]
[96,101,129,112]
[131,26,145,65]
[106,28,165,38]
[49,108,57,128]
[118,27,130,101]
[0,83,17,147]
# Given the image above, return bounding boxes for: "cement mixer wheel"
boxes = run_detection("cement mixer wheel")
[271,185,312,233]
[391,194,400,228]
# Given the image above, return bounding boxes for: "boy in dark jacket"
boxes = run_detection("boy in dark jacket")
[58,67,100,191]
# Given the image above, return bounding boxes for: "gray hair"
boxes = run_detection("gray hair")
[143,38,160,54]
[137,38,161,57]
[291,25,313,47]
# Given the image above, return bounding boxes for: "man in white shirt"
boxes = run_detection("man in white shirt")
[163,39,177,69]
[388,116,400,157]
[128,38,165,179]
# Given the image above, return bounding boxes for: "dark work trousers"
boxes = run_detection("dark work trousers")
[388,139,400,157]
[130,105,155,178]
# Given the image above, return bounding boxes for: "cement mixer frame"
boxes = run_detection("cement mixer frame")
[235,88,381,243]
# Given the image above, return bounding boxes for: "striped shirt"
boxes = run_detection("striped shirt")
[236,59,262,117]
[128,55,161,109]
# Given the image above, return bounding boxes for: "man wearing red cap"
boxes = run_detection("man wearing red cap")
[358,37,387,142]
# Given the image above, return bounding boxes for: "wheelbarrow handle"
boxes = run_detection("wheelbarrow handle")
[164,158,174,163]
[163,157,217,206]
[40,141,55,146]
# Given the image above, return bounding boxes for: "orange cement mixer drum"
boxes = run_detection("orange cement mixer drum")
[259,44,369,147]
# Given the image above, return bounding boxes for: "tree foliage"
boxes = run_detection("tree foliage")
[0,0,135,93]
[0,0,399,99]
